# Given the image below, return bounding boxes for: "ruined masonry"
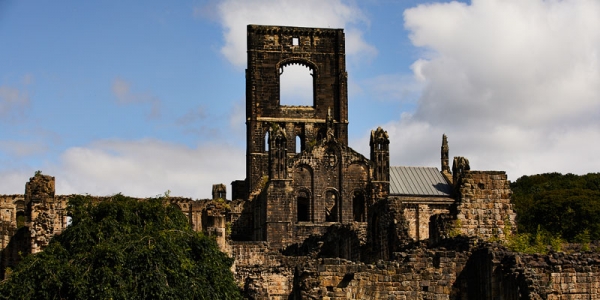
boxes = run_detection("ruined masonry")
[2,25,600,299]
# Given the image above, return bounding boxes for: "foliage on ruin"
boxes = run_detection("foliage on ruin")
[511,172,600,243]
[0,194,242,300]
[448,219,462,238]
[505,225,564,254]
[214,197,231,211]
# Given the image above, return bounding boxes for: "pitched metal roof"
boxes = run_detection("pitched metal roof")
[389,166,452,196]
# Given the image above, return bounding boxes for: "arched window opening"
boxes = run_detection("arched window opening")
[16,211,25,228]
[297,191,310,222]
[264,131,269,152]
[296,135,302,153]
[353,191,366,222]
[280,64,313,106]
[325,190,338,222]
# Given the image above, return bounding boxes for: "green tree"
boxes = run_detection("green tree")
[511,172,600,242]
[0,194,242,300]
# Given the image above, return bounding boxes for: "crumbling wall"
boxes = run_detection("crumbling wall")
[229,199,254,240]
[230,241,304,300]
[233,239,600,299]
[24,174,69,254]
[501,251,600,299]
[295,246,472,299]
[0,195,24,249]
[401,202,452,241]
[455,244,600,299]
[367,198,411,261]
[454,171,516,240]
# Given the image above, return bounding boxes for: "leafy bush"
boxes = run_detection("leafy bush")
[0,194,242,300]
[506,226,563,254]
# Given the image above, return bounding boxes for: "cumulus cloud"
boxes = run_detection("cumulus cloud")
[52,139,246,198]
[0,168,35,195]
[384,0,600,180]
[0,85,30,120]
[214,0,376,68]
[112,78,162,119]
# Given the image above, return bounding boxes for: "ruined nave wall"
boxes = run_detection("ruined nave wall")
[231,239,600,299]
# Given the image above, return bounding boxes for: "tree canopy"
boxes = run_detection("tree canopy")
[0,194,242,300]
[511,172,600,242]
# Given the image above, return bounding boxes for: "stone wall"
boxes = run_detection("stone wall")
[230,241,301,300]
[295,246,473,299]
[401,201,452,241]
[0,195,24,250]
[232,239,600,299]
[500,250,600,299]
[454,171,516,240]
[367,198,410,261]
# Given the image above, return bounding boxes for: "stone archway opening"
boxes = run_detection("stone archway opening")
[279,63,314,106]
[297,191,310,222]
[353,191,366,222]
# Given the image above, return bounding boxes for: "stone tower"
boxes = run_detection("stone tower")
[245,25,349,197]
[370,127,390,199]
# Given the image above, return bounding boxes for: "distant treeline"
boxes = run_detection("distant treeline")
[511,172,600,242]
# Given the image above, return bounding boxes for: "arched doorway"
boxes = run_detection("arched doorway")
[297,190,311,222]
[353,190,366,222]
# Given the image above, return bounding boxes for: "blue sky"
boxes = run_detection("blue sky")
[2,0,600,198]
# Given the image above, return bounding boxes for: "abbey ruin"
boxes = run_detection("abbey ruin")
[2,25,600,299]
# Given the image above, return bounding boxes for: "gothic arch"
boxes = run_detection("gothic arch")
[294,124,305,154]
[347,162,369,184]
[262,125,270,152]
[296,188,313,223]
[276,58,319,76]
[277,58,318,107]
[293,164,313,187]
[324,188,340,222]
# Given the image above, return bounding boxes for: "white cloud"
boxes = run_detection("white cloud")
[215,0,375,68]
[51,139,246,199]
[0,168,34,195]
[384,0,600,180]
